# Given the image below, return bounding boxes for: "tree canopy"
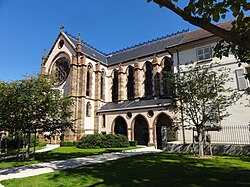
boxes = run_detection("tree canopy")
[0,74,74,160]
[147,0,250,64]
[173,64,241,156]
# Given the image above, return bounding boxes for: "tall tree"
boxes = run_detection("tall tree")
[0,74,74,160]
[147,0,250,63]
[173,64,241,156]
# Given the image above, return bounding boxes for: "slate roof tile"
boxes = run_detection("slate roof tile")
[64,20,232,66]
[98,98,171,112]
[179,20,233,45]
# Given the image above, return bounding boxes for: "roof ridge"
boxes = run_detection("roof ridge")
[107,29,189,55]
[65,29,189,57]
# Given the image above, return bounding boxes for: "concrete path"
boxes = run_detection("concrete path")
[0,147,162,182]
[0,144,60,161]
[33,144,60,153]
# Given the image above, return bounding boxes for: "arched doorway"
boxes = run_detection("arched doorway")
[134,115,149,146]
[156,113,176,149]
[114,117,127,137]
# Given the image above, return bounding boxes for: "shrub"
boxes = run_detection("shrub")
[3,136,23,150]
[77,134,129,149]
[60,141,78,147]
[129,141,137,146]
[38,142,47,147]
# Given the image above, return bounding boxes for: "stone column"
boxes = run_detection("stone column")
[79,56,87,139]
[148,128,155,147]
[64,55,78,141]
[70,55,78,96]
[118,64,126,101]
[95,62,101,100]
[81,58,87,97]
[127,129,132,141]
[152,54,160,97]
[134,59,140,99]
[77,56,85,97]
[94,62,101,133]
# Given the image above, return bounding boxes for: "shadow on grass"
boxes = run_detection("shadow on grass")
[0,147,136,169]
[47,153,250,187]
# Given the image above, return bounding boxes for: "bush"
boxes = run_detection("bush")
[129,141,137,146]
[77,134,129,149]
[60,141,78,147]
[38,142,47,147]
[2,136,23,150]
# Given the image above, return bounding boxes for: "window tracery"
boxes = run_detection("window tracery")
[51,57,70,85]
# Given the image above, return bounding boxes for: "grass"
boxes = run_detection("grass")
[1,153,250,187]
[0,146,138,169]
[0,145,45,158]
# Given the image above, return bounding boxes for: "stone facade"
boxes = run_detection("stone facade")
[41,21,250,147]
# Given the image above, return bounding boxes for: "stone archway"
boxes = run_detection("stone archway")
[134,115,149,146]
[155,113,176,149]
[113,116,128,137]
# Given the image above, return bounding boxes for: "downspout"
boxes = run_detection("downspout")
[175,47,186,144]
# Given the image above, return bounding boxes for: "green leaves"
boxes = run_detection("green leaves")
[173,64,241,129]
[150,0,250,63]
[0,74,74,136]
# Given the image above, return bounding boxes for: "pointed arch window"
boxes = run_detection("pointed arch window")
[127,66,134,100]
[145,61,153,97]
[162,57,173,97]
[100,70,105,100]
[86,64,92,96]
[112,69,119,101]
[86,102,91,117]
[154,72,160,97]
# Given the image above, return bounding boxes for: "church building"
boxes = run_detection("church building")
[41,21,250,148]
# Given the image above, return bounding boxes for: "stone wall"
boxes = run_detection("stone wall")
[163,143,250,156]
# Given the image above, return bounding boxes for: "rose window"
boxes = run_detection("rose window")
[52,57,70,85]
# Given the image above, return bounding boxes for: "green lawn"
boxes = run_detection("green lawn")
[0,145,45,158]
[2,153,250,187]
[0,146,137,169]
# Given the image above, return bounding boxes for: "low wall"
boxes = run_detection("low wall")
[163,143,250,156]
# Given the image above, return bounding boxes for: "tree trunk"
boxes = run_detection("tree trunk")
[22,133,25,161]
[16,133,20,161]
[25,130,31,160]
[5,137,7,154]
[0,138,2,155]
[198,129,204,157]
[33,130,37,160]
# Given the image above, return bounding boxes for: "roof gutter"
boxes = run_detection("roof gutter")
[97,103,171,113]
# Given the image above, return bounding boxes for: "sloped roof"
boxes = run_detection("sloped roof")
[107,32,187,65]
[62,20,233,66]
[179,20,233,46]
[64,31,188,66]
[98,98,171,112]
[66,33,107,64]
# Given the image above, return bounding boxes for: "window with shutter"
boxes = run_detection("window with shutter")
[235,69,247,91]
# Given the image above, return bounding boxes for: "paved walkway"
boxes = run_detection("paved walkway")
[0,144,60,161]
[0,147,162,182]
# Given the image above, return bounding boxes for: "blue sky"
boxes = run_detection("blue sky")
[0,0,233,82]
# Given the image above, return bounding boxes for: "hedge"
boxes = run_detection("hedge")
[129,141,137,146]
[60,141,78,147]
[77,134,129,149]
